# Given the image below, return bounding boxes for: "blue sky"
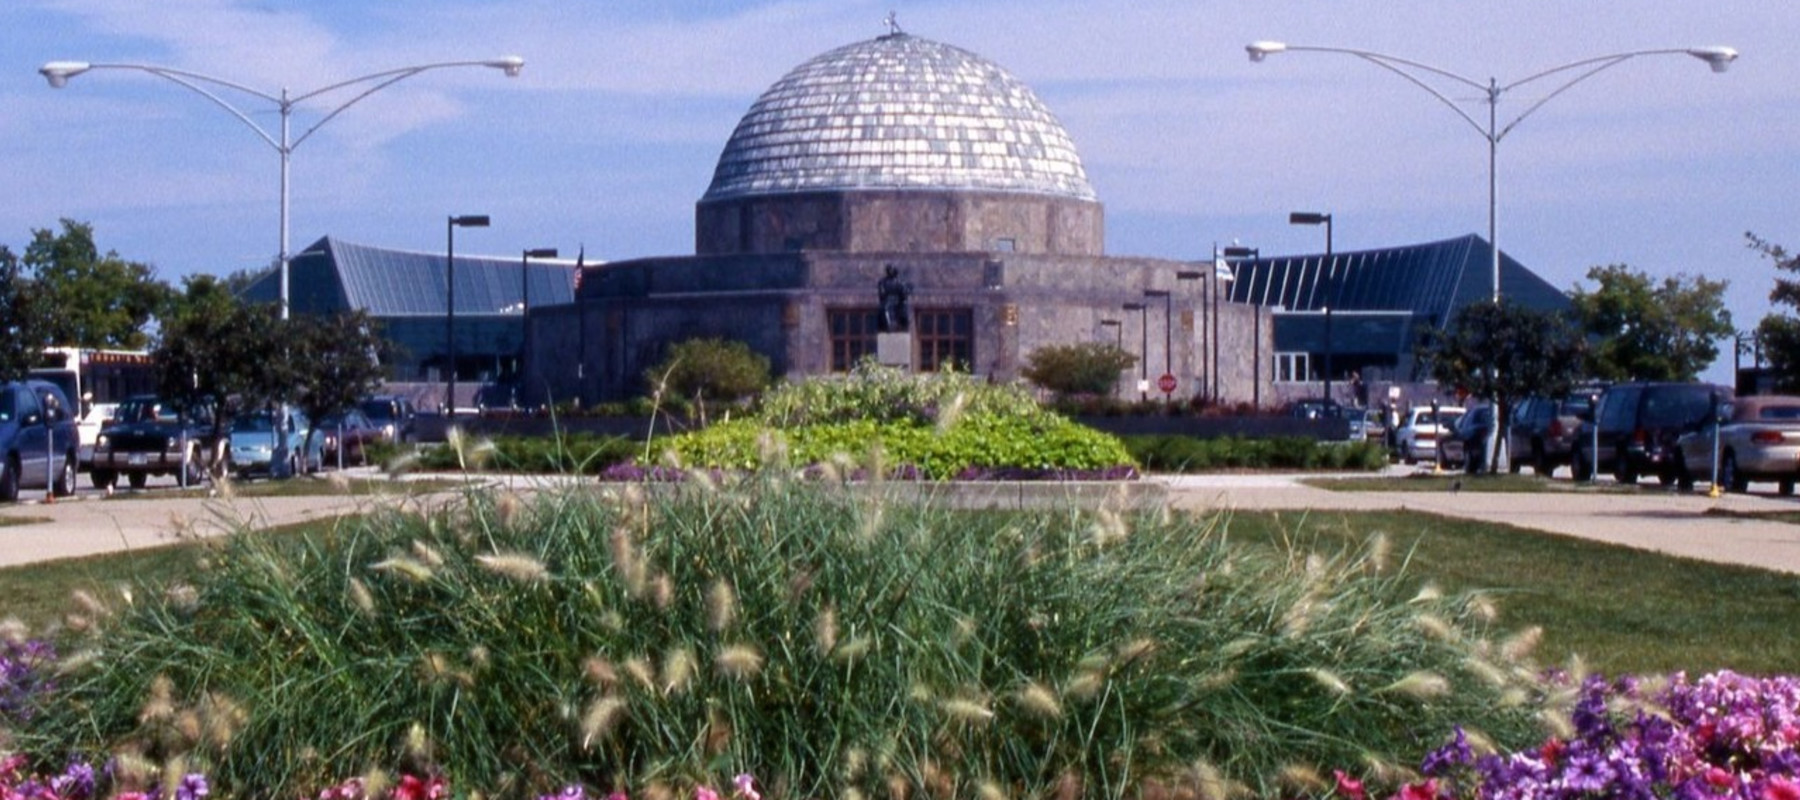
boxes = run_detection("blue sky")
[5,1,1795,384]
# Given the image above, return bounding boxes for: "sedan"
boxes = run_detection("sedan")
[1393,405,1465,465]
[319,409,382,468]
[1674,395,1800,494]
[228,408,323,480]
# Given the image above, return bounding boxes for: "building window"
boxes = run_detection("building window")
[991,237,1016,253]
[1274,352,1311,383]
[828,308,879,372]
[915,308,974,372]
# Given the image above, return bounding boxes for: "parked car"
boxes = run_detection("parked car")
[361,395,418,444]
[74,400,118,470]
[229,408,323,479]
[1288,399,1363,441]
[1508,393,1594,477]
[1574,382,1731,485]
[318,408,382,467]
[1672,395,1800,494]
[1393,405,1465,464]
[1362,407,1389,446]
[90,395,213,490]
[0,380,80,502]
[1438,405,1496,473]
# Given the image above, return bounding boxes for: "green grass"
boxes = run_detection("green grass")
[1214,509,1800,676]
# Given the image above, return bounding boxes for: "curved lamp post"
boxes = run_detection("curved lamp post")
[38,57,525,319]
[1245,41,1735,305]
[520,247,559,406]
[445,215,492,419]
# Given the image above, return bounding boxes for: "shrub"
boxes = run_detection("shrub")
[1020,341,1137,397]
[1124,434,1388,472]
[412,432,640,474]
[643,338,772,419]
[14,480,1547,798]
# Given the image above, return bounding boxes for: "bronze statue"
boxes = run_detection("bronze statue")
[877,264,911,333]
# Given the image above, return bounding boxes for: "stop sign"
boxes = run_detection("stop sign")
[1157,373,1178,394]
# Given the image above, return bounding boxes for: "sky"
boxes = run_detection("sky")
[5,1,1796,385]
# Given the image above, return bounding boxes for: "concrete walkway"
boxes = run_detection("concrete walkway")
[2,470,1798,573]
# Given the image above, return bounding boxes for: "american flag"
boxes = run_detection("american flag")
[572,245,585,295]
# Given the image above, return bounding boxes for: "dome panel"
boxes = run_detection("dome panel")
[702,33,1097,202]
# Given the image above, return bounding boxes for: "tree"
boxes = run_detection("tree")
[1419,301,1586,472]
[24,220,173,350]
[0,246,46,382]
[288,311,387,458]
[1021,341,1137,397]
[1746,233,1800,392]
[643,338,772,422]
[153,275,287,461]
[1569,264,1732,382]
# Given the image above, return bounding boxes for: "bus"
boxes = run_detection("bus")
[30,347,159,467]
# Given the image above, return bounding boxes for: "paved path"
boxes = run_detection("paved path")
[2,470,1798,573]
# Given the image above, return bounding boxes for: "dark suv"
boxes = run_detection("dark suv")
[360,395,418,444]
[1574,382,1731,485]
[90,395,214,490]
[1508,393,1595,477]
[0,380,80,502]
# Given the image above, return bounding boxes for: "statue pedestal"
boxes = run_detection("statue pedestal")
[876,332,912,369]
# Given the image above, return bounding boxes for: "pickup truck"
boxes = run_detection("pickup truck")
[89,396,214,490]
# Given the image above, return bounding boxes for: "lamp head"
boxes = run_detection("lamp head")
[39,61,92,88]
[524,247,558,259]
[1123,302,1147,311]
[1221,246,1259,258]
[1687,46,1738,73]
[1289,211,1331,226]
[1246,41,1287,62]
[450,214,491,228]
[488,56,526,77]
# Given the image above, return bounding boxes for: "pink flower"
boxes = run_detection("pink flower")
[390,774,448,800]
[733,774,761,800]
[695,787,720,800]
[1706,767,1738,789]
[607,793,629,800]
[1765,777,1800,800]
[1333,769,1366,800]
[1395,779,1439,800]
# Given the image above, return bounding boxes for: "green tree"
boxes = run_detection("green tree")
[1746,233,1800,392]
[1021,340,1137,397]
[644,337,773,423]
[0,246,46,382]
[288,310,387,457]
[24,220,173,349]
[1569,264,1732,381]
[1419,301,1586,471]
[153,275,287,456]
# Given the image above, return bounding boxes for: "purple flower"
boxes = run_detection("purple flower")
[175,772,209,800]
[1422,726,1474,776]
[52,760,96,799]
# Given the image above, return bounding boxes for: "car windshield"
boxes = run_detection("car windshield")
[232,415,277,433]
[1756,405,1800,421]
[0,389,14,422]
[361,401,396,421]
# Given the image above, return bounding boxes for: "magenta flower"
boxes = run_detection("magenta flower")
[733,773,761,800]
[695,787,720,800]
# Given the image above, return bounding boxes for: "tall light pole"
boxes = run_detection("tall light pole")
[446,215,491,419]
[1123,302,1149,402]
[38,57,525,320]
[1290,212,1335,404]
[520,247,558,407]
[1175,270,1203,402]
[1246,41,1735,305]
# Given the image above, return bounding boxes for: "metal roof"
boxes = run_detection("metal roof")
[244,237,578,318]
[1226,234,1571,322]
[702,32,1096,203]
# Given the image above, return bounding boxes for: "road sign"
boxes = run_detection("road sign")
[1157,373,1178,394]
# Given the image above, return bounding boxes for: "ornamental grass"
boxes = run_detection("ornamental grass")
[11,470,1554,798]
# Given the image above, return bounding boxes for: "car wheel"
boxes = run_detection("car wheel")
[53,452,76,497]
[1722,452,1748,493]
[91,468,116,491]
[1533,442,1555,478]
[1781,480,1795,497]
[128,471,148,490]
[182,447,206,486]
[286,453,301,479]
[1465,444,1484,475]
[1572,448,1593,483]
[0,457,18,503]
[1614,453,1638,486]
[1675,458,1695,492]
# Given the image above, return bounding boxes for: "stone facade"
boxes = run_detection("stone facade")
[696,190,1103,256]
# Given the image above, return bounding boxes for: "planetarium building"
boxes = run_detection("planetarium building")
[259,26,1570,411]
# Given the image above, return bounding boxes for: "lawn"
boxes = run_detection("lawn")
[3,498,1796,677]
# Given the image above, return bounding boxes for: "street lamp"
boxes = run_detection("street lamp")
[1123,302,1150,402]
[520,247,558,406]
[1247,41,1735,305]
[38,57,525,319]
[446,214,491,419]
[1175,270,1204,400]
[1290,212,1336,404]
